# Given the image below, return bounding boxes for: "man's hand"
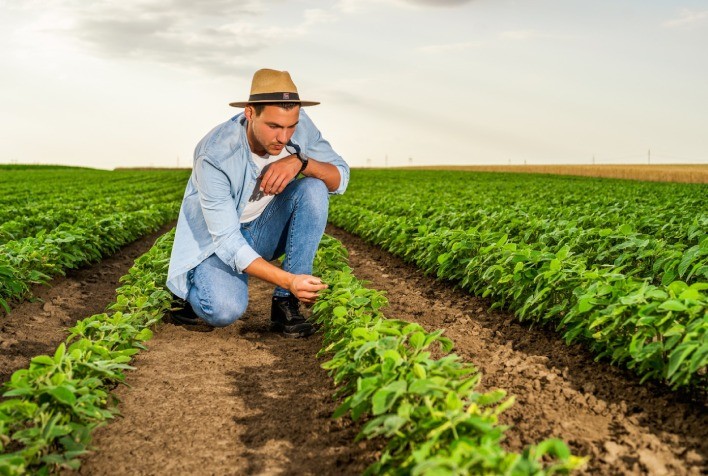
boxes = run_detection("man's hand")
[259,154,301,195]
[288,274,328,304]
[244,258,327,304]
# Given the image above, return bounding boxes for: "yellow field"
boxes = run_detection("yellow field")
[398,164,708,184]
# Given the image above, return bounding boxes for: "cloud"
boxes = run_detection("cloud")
[12,0,336,76]
[663,9,708,28]
[419,29,570,53]
[336,0,472,13]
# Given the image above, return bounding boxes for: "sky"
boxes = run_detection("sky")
[1,0,707,169]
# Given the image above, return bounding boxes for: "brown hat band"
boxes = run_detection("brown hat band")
[249,92,300,102]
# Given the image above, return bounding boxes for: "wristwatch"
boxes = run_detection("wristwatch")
[295,151,309,174]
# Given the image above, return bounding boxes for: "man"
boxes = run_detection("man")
[166,69,349,338]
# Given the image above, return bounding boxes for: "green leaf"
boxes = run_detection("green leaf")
[678,287,701,301]
[667,280,688,296]
[689,344,708,373]
[382,349,404,366]
[437,253,450,265]
[135,328,153,341]
[678,245,701,276]
[349,296,370,308]
[577,297,593,313]
[659,300,687,312]
[445,391,462,411]
[48,386,77,406]
[534,438,571,460]
[409,379,444,396]
[477,389,506,406]
[332,400,351,419]
[409,332,425,350]
[53,343,66,364]
[412,363,427,379]
[371,380,407,415]
[31,355,56,366]
[667,343,697,379]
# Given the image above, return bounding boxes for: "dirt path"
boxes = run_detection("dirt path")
[326,225,706,476]
[76,277,378,475]
[0,222,176,384]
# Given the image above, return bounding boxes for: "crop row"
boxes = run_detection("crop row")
[342,170,705,247]
[339,171,706,286]
[0,203,178,314]
[0,230,175,474]
[0,167,189,243]
[0,185,184,245]
[312,235,585,474]
[0,167,191,314]
[329,171,707,389]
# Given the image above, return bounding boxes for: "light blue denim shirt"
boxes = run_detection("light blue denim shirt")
[166,109,349,298]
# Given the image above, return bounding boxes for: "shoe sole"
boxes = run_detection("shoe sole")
[169,311,215,330]
[170,313,203,326]
[270,321,316,338]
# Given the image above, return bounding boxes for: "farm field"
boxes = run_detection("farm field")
[1,166,706,475]
[0,165,190,384]
[402,164,708,184]
[0,165,191,314]
[329,169,707,390]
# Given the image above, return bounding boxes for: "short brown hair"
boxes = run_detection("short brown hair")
[251,102,300,116]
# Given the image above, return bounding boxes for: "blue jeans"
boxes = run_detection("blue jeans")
[185,177,329,327]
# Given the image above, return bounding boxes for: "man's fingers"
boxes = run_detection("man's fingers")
[260,175,273,193]
[261,173,279,194]
[262,174,289,195]
[290,275,328,303]
[260,159,300,194]
[304,278,328,291]
[299,286,326,296]
[295,291,316,302]
[271,176,288,194]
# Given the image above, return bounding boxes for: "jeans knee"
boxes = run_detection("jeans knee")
[202,299,247,327]
[298,177,329,213]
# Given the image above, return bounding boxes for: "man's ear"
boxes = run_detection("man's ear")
[244,105,253,120]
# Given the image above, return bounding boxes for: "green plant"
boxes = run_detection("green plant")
[0,230,176,474]
[312,234,586,475]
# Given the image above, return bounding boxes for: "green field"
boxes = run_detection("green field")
[330,169,708,389]
[1,166,705,474]
[0,165,190,313]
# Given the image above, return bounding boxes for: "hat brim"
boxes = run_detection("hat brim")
[229,100,320,108]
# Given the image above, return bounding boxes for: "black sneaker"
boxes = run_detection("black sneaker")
[170,300,204,326]
[270,295,316,338]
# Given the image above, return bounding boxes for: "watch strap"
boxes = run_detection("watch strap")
[296,151,309,174]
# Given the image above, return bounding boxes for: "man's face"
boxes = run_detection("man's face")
[244,104,300,156]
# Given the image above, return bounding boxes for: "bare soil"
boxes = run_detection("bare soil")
[0,222,177,384]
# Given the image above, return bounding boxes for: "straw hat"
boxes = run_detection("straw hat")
[229,69,320,108]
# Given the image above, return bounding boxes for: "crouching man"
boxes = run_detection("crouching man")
[166,68,349,338]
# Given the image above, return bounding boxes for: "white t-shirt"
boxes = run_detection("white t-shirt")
[240,148,291,223]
